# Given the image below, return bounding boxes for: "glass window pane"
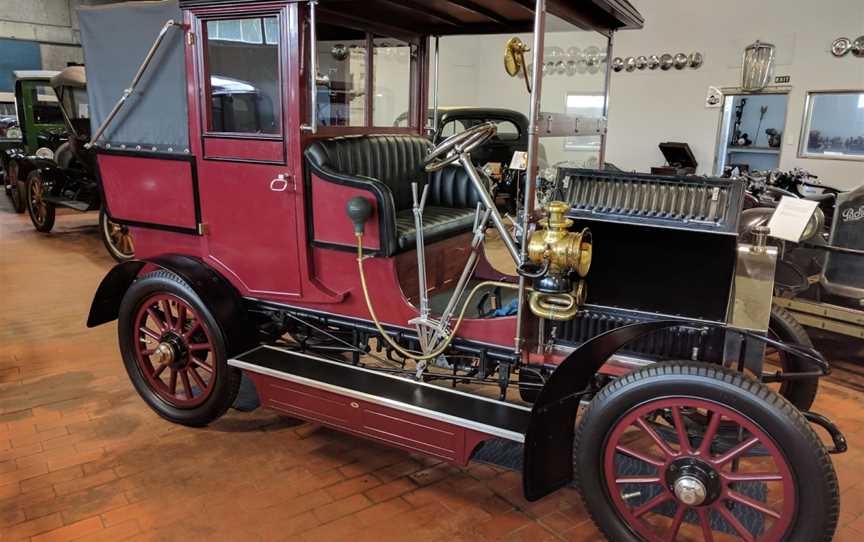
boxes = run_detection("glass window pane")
[264,17,278,44]
[373,37,411,127]
[801,92,864,158]
[317,23,366,127]
[205,17,281,134]
[31,85,63,125]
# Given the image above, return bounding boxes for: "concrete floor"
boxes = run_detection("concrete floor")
[1,195,864,541]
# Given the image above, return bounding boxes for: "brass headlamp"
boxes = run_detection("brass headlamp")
[525,201,592,321]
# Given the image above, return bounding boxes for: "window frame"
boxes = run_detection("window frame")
[798,89,864,162]
[311,13,422,137]
[198,10,286,141]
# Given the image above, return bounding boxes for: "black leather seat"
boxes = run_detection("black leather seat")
[305,134,482,255]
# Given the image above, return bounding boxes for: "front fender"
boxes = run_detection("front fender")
[521,320,691,501]
[87,254,257,356]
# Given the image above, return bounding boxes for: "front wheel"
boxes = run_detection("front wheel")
[575,362,838,542]
[118,270,241,426]
[26,170,55,231]
[99,206,135,262]
[765,305,818,411]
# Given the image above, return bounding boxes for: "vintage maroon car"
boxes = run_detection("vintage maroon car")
[81,1,843,540]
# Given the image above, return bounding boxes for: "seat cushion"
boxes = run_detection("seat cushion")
[396,207,476,251]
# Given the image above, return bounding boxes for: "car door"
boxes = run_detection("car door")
[190,5,302,299]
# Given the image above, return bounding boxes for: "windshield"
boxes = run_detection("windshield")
[434,14,610,170]
[31,84,63,125]
[61,87,89,120]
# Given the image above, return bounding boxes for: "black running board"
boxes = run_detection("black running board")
[43,196,91,211]
[229,345,530,463]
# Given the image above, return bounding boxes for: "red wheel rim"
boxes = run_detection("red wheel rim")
[603,397,796,542]
[133,294,216,408]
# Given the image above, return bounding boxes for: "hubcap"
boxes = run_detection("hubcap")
[673,476,706,506]
[151,342,175,366]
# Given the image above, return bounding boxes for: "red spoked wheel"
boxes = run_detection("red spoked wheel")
[575,363,839,542]
[604,398,794,541]
[133,293,216,408]
[119,270,241,426]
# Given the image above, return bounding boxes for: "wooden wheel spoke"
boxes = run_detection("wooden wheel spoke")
[722,472,783,483]
[189,366,207,391]
[183,321,202,341]
[146,307,167,332]
[615,476,661,485]
[636,417,677,459]
[615,445,665,468]
[188,342,212,352]
[696,508,715,542]
[670,406,691,454]
[725,490,781,519]
[713,437,760,467]
[698,411,722,456]
[192,359,213,373]
[153,362,169,379]
[161,300,174,330]
[180,370,193,400]
[666,504,686,541]
[140,326,161,341]
[633,492,672,518]
[176,305,187,333]
[715,501,756,542]
[169,369,178,395]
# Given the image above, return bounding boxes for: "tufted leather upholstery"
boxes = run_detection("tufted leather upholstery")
[306,134,482,254]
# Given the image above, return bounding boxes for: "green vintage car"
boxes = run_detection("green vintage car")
[1,70,66,213]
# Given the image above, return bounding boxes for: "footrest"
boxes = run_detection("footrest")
[230,345,530,464]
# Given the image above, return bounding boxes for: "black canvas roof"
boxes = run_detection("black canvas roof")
[178,0,643,35]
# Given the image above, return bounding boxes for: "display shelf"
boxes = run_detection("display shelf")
[727,146,781,155]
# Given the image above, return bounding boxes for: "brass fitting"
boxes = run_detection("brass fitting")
[526,201,592,277]
[528,280,587,321]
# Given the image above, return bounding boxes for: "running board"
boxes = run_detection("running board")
[43,196,90,212]
[229,345,530,465]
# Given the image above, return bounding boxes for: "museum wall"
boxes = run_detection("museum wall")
[605,0,864,189]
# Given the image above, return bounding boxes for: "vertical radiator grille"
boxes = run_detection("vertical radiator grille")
[560,169,744,233]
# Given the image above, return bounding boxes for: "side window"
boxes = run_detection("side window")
[372,37,411,127]
[317,23,366,127]
[31,85,63,125]
[314,19,416,130]
[204,16,281,135]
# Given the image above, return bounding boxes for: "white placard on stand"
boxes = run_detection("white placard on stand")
[766,196,819,242]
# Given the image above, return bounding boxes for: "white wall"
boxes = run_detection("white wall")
[605,0,864,190]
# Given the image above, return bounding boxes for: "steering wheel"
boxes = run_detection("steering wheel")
[424,121,497,172]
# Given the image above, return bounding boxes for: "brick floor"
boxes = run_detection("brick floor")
[1,196,864,541]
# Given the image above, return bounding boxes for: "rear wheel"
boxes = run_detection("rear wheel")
[26,170,55,232]
[99,206,135,261]
[575,362,838,542]
[764,305,818,411]
[7,161,25,213]
[118,270,241,426]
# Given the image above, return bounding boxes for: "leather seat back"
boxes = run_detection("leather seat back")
[306,135,430,210]
[305,134,482,211]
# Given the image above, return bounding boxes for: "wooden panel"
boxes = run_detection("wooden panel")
[203,136,284,163]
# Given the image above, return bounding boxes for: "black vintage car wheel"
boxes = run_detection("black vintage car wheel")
[99,206,135,262]
[26,170,55,232]
[764,305,818,411]
[575,362,838,542]
[118,270,241,426]
[7,160,26,213]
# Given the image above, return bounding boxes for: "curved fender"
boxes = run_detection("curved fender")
[87,254,257,356]
[521,320,689,501]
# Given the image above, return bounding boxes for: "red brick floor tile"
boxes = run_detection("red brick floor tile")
[30,515,104,542]
[1,512,64,541]
[325,473,382,500]
[312,492,372,523]
[72,519,141,542]
[364,477,417,503]
[354,496,412,527]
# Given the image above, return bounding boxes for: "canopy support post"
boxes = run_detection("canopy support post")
[514,0,546,354]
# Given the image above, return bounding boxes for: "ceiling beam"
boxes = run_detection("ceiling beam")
[378,0,463,27]
[442,0,509,24]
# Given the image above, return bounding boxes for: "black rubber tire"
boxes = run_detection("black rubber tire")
[26,170,55,232]
[118,270,242,427]
[574,362,839,542]
[768,304,818,411]
[99,206,135,262]
[8,161,26,213]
